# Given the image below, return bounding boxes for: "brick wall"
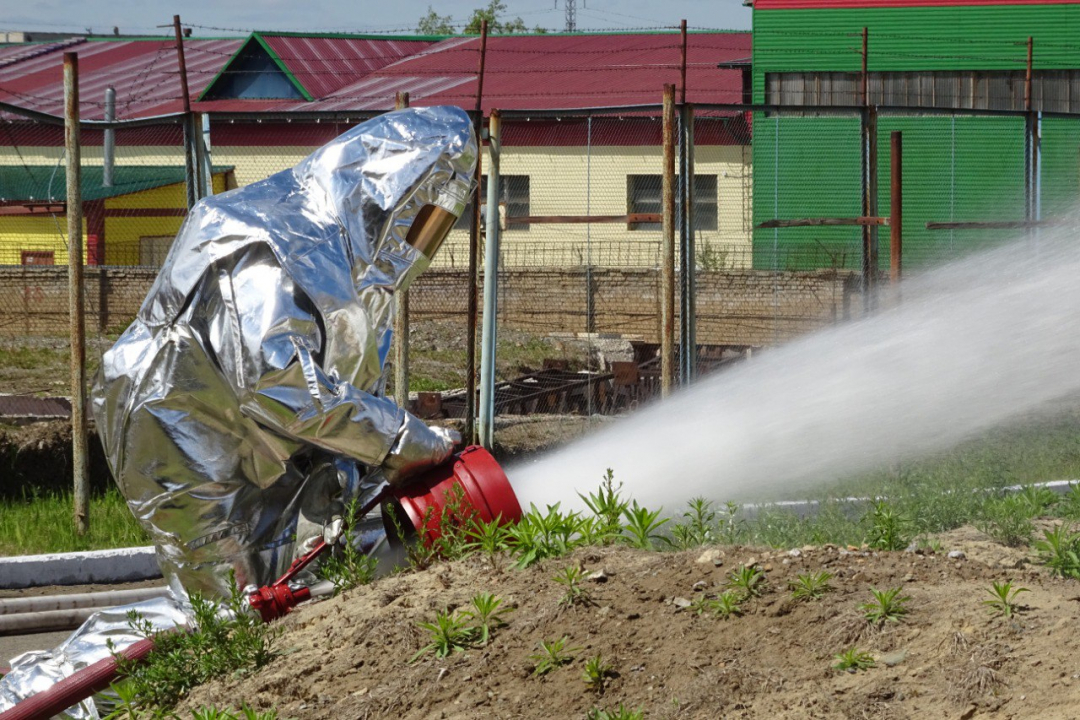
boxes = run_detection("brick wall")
[0,266,859,347]
[0,266,158,336]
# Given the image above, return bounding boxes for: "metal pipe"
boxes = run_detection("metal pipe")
[0,637,156,720]
[861,27,868,106]
[661,84,676,398]
[102,87,115,188]
[393,91,411,410]
[465,19,489,445]
[0,608,104,635]
[200,113,214,197]
[678,102,695,385]
[64,52,89,537]
[890,131,902,285]
[0,587,168,616]
[679,19,688,105]
[173,15,196,210]
[479,109,501,449]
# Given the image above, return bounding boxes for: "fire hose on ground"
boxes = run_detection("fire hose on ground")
[0,446,522,720]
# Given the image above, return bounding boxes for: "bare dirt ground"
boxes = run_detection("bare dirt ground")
[183,530,1080,720]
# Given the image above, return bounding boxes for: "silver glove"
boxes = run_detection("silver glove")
[382,413,460,486]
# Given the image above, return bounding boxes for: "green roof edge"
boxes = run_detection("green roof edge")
[252,28,749,40]
[196,33,314,103]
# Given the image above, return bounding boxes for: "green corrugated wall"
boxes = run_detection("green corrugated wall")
[751,3,1080,270]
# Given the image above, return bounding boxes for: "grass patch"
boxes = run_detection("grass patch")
[108,581,279,717]
[0,346,67,371]
[0,489,148,556]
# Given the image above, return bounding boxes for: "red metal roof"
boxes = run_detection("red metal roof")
[259,34,437,99]
[0,31,750,118]
[0,38,243,119]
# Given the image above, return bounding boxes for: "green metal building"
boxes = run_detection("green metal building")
[750,0,1080,270]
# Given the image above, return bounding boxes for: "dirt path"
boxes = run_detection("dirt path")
[182,531,1080,719]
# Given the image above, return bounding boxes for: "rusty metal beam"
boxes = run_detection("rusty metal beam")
[505,213,661,226]
[926,220,1060,230]
[102,208,188,217]
[757,217,889,229]
[661,83,676,399]
[0,204,66,216]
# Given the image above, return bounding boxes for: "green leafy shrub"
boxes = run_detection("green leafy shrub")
[983,580,1029,618]
[1034,523,1080,578]
[669,498,718,549]
[976,495,1035,547]
[581,654,613,694]
[860,586,911,625]
[554,566,593,607]
[108,580,279,715]
[727,565,767,599]
[865,500,910,551]
[620,501,669,550]
[529,636,580,676]
[578,469,629,545]
[790,571,834,602]
[586,705,644,720]
[833,647,876,672]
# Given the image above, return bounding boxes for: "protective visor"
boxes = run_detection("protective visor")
[407,176,471,259]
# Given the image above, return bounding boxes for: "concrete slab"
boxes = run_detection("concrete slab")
[0,547,159,590]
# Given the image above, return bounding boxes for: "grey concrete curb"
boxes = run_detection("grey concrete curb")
[740,479,1079,519]
[0,546,160,590]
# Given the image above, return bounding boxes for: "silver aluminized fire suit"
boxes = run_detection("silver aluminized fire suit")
[0,106,476,717]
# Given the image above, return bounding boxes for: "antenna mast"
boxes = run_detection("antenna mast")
[556,0,581,32]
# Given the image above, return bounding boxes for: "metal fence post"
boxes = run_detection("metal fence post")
[890,131,902,286]
[678,102,696,384]
[172,15,197,209]
[465,19,488,445]
[393,91,410,409]
[661,84,676,398]
[479,109,501,450]
[64,52,89,536]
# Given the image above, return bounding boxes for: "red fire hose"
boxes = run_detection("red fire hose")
[0,638,156,720]
[0,446,521,720]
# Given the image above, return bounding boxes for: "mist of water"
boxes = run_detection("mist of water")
[508,230,1080,514]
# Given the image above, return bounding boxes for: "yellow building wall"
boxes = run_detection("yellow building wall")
[1,144,753,268]
[210,144,754,269]
[0,173,229,266]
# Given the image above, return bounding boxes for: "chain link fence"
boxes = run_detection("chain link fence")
[2,99,1079,432]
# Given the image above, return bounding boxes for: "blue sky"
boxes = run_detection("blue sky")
[0,0,751,37]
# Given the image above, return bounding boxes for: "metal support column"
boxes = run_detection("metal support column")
[393,91,410,409]
[478,110,501,449]
[465,20,488,445]
[677,103,695,384]
[64,52,89,536]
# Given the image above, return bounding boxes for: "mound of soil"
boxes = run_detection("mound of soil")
[182,531,1080,719]
[0,421,112,498]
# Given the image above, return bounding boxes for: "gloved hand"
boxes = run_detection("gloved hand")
[382,413,460,486]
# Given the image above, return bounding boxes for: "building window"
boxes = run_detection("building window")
[765,69,1080,113]
[627,174,718,231]
[21,251,54,266]
[454,175,530,231]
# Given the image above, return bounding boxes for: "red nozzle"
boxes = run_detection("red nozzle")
[391,445,522,544]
